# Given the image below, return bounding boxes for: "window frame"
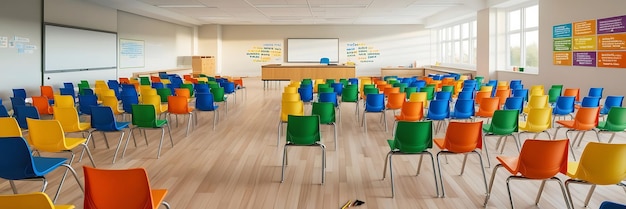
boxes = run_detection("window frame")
[505,3,539,72]
[436,19,477,68]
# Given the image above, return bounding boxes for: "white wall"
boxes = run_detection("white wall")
[498,0,626,96]
[204,25,431,77]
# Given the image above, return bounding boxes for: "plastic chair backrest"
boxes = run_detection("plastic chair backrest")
[602,107,626,131]
[298,86,314,102]
[527,95,549,109]
[174,88,191,99]
[211,87,226,102]
[503,97,524,112]
[101,96,123,115]
[331,82,343,95]
[40,86,54,100]
[441,121,482,153]
[83,166,157,209]
[0,192,61,209]
[26,118,72,152]
[599,201,626,209]
[195,93,217,111]
[427,100,450,120]
[524,107,553,130]
[143,95,166,115]
[392,121,433,153]
[320,57,330,64]
[156,88,172,102]
[515,139,568,179]
[548,87,562,103]
[386,92,406,109]
[567,107,600,130]
[15,105,39,129]
[151,82,164,89]
[451,99,474,119]
[495,89,511,106]
[167,96,192,114]
[318,92,338,107]
[512,89,529,101]
[588,87,604,99]
[0,105,9,117]
[403,87,417,99]
[53,106,87,132]
[91,106,126,132]
[580,96,601,108]
[553,96,576,115]
[0,117,22,137]
[474,91,491,105]
[396,101,424,121]
[364,93,385,112]
[563,88,580,102]
[476,97,500,117]
[486,110,519,135]
[419,86,435,100]
[312,102,336,124]
[286,115,321,145]
[435,91,452,101]
[0,136,41,180]
[78,95,99,115]
[458,91,474,100]
[341,85,358,102]
[54,95,75,108]
[601,96,624,114]
[223,82,235,94]
[131,104,159,128]
[121,95,139,114]
[408,92,428,108]
[31,96,53,115]
[13,89,27,100]
[280,100,304,122]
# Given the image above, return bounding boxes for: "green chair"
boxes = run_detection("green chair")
[420,86,435,101]
[156,88,172,103]
[78,83,91,96]
[441,85,454,93]
[548,87,562,104]
[341,85,360,122]
[393,82,407,93]
[595,107,626,143]
[208,82,220,90]
[301,78,313,86]
[404,87,417,100]
[312,102,337,149]
[339,79,349,87]
[139,77,151,86]
[382,120,438,198]
[475,76,484,91]
[325,79,335,84]
[123,104,173,159]
[280,115,326,184]
[482,109,519,167]
[181,83,195,98]
[211,87,228,115]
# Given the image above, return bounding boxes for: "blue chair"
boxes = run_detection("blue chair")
[600,96,624,116]
[78,95,99,115]
[151,82,164,89]
[435,91,452,102]
[80,88,95,96]
[450,99,474,121]
[195,92,219,130]
[10,97,26,115]
[223,82,237,104]
[320,57,330,64]
[0,104,10,117]
[63,82,74,89]
[588,87,604,99]
[14,105,39,129]
[318,92,340,121]
[0,136,83,203]
[194,83,210,94]
[600,201,626,209]
[348,78,359,86]
[503,97,524,113]
[510,83,523,90]
[298,86,314,103]
[458,91,474,100]
[107,80,120,89]
[331,82,343,96]
[410,80,426,88]
[580,96,601,108]
[59,87,76,99]
[120,95,139,117]
[12,89,27,100]
[552,96,576,125]
[90,106,131,164]
[362,93,386,133]
[426,99,450,134]
[512,88,529,102]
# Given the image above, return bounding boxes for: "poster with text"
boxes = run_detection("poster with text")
[598,51,626,68]
[598,33,626,50]
[573,52,597,67]
[553,52,572,66]
[246,43,282,63]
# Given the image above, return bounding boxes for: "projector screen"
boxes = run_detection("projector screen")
[287,38,339,63]
[44,24,117,72]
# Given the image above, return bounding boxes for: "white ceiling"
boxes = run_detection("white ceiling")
[88,0,485,26]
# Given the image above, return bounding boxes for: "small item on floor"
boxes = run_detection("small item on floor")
[351,199,365,207]
[341,200,351,209]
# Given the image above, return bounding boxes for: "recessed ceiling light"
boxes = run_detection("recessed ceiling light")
[312,5,368,8]
[255,4,308,8]
[156,4,208,8]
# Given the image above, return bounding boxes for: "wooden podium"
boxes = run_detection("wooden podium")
[192,56,215,76]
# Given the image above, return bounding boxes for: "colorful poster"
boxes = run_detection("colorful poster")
[553,52,572,65]
[553,38,572,51]
[597,15,626,34]
[573,35,597,50]
[573,52,597,67]
[0,36,7,48]
[573,20,597,36]
[346,42,380,63]
[246,43,282,63]
[598,51,626,68]
[553,23,572,38]
[598,33,626,50]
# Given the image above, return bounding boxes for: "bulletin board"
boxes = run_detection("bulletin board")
[119,38,145,68]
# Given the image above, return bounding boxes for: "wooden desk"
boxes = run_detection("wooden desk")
[423,66,476,79]
[261,64,356,81]
[131,68,192,78]
[380,67,425,77]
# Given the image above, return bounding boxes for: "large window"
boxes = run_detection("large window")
[437,20,477,67]
[506,4,538,70]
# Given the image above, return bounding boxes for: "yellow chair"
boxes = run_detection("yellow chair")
[53,106,91,136]
[54,95,75,108]
[565,142,626,208]
[409,92,429,108]
[277,100,304,146]
[94,80,108,89]
[480,85,493,93]
[523,95,549,114]
[101,96,125,119]
[0,192,74,209]
[282,92,301,102]
[142,94,168,119]
[0,117,22,137]
[283,86,298,94]
[139,86,157,103]
[26,118,96,167]
[519,107,552,139]
[530,85,545,97]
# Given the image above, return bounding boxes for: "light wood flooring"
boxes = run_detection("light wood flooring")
[4,77,625,209]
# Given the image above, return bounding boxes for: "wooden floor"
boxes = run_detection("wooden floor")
[5,77,625,209]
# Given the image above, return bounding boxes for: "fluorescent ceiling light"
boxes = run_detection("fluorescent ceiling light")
[255,4,308,8]
[411,3,463,7]
[156,4,208,8]
[312,5,368,8]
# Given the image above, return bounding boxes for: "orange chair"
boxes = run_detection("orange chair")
[563,88,580,103]
[83,166,170,209]
[119,77,130,84]
[495,89,511,107]
[474,91,491,106]
[434,121,487,197]
[383,87,400,97]
[392,101,423,134]
[554,107,600,160]
[40,86,55,101]
[167,95,195,137]
[32,96,54,116]
[474,97,500,123]
[377,84,392,93]
[385,92,406,115]
[484,139,571,209]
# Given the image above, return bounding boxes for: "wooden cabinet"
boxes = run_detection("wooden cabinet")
[192,56,215,76]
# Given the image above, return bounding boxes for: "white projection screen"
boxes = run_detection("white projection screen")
[44,24,117,72]
[287,38,339,63]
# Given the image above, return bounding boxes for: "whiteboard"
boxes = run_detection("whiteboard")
[287,38,339,63]
[44,24,117,71]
